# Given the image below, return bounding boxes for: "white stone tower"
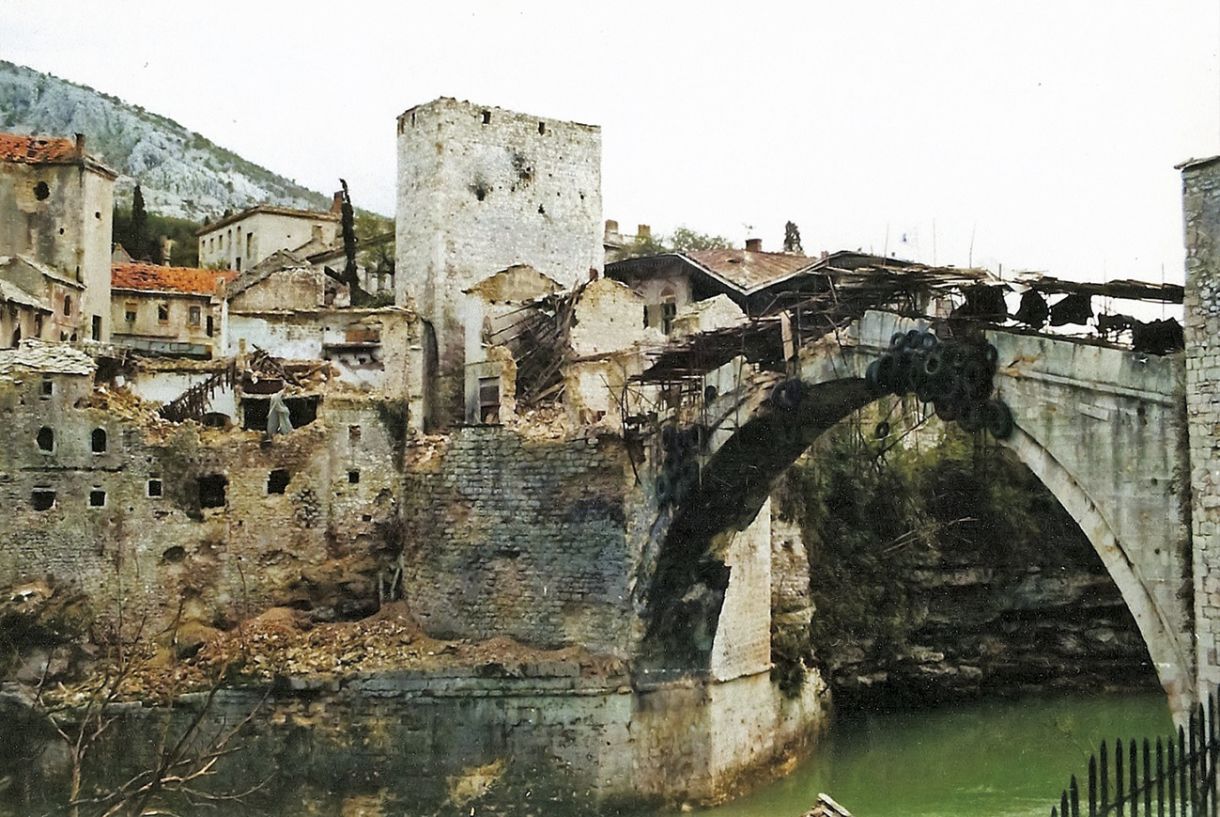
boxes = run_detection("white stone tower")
[395,98,603,427]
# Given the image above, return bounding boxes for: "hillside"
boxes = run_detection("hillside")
[0,60,333,221]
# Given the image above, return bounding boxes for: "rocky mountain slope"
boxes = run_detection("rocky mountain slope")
[0,60,331,221]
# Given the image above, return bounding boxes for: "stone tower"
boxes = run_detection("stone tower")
[1182,154,1220,699]
[395,98,603,427]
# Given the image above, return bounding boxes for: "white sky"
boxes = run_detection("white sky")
[3,1,1219,283]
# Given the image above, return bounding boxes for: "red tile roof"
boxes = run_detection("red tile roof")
[111,263,237,296]
[0,133,81,165]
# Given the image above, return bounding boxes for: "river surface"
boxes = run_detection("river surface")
[693,691,1171,817]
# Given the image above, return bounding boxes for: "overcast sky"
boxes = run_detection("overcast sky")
[4,1,1219,282]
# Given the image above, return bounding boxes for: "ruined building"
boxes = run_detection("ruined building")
[195,199,341,273]
[396,97,604,426]
[0,133,115,344]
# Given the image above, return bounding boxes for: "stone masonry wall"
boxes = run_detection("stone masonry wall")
[0,372,405,635]
[1184,157,1220,694]
[400,427,638,655]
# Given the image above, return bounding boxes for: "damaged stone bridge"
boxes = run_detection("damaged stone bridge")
[642,308,1197,717]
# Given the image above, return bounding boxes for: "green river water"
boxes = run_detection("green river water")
[694,691,1171,817]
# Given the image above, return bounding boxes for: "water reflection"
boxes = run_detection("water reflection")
[695,692,1171,817]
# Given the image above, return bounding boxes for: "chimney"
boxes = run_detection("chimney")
[637,224,651,239]
[331,191,344,215]
[604,219,619,237]
[74,133,86,157]
[745,238,763,253]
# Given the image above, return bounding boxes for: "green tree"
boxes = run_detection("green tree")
[129,184,148,260]
[620,226,733,259]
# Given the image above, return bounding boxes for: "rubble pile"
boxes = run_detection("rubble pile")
[112,603,626,701]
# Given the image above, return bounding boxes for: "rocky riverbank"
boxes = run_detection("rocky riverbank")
[777,419,1159,710]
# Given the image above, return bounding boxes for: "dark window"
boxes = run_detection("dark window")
[34,314,42,335]
[478,376,501,424]
[538,121,546,135]
[481,110,491,124]
[125,304,137,322]
[349,425,361,443]
[267,469,290,495]
[89,488,106,508]
[36,427,54,452]
[157,303,169,323]
[348,470,360,484]
[241,395,320,431]
[198,474,227,508]
[661,301,678,335]
[235,257,242,272]
[63,295,71,316]
[205,316,214,337]
[188,306,201,326]
[31,488,55,511]
[91,315,101,341]
[33,181,49,200]
[40,379,53,399]
[91,428,107,453]
[147,477,163,498]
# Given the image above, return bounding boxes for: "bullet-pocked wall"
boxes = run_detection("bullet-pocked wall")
[395,98,603,426]
[0,367,406,636]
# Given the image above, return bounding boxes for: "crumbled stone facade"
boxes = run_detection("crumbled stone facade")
[396,98,603,425]
[0,363,406,634]
[1183,156,1220,694]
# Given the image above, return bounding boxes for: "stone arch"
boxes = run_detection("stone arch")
[644,373,1190,716]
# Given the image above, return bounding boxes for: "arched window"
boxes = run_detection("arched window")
[91,428,107,453]
[62,295,72,316]
[660,286,677,335]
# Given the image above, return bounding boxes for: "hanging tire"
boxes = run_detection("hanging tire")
[773,379,802,410]
[877,354,900,393]
[984,343,999,368]
[985,399,1015,440]
[704,384,718,403]
[923,349,944,377]
[905,329,921,349]
[959,401,985,433]
[865,360,884,395]
[919,331,939,351]
[890,331,906,350]
[935,399,960,422]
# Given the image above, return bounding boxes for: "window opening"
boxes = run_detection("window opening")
[267,469,290,494]
[89,488,106,508]
[36,427,54,452]
[198,474,227,508]
[147,477,163,498]
[33,181,49,200]
[31,488,56,511]
[157,303,169,323]
[91,428,107,453]
[478,376,501,424]
[189,306,201,326]
[91,315,101,341]
[40,379,53,399]
[348,470,360,484]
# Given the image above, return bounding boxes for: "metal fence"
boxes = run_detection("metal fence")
[1052,697,1219,817]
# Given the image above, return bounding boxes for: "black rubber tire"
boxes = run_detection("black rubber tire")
[877,354,900,393]
[959,401,985,433]
[985,399,1015,440]
[984,343,999,368]
[935,399,960,422]
[923,349,943,377]
[874,421,891,439]
[890,332,906,350]
[865,360,884,395]
[704,384,718,403]
[919,331,939,351]
[905,329,921,348]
